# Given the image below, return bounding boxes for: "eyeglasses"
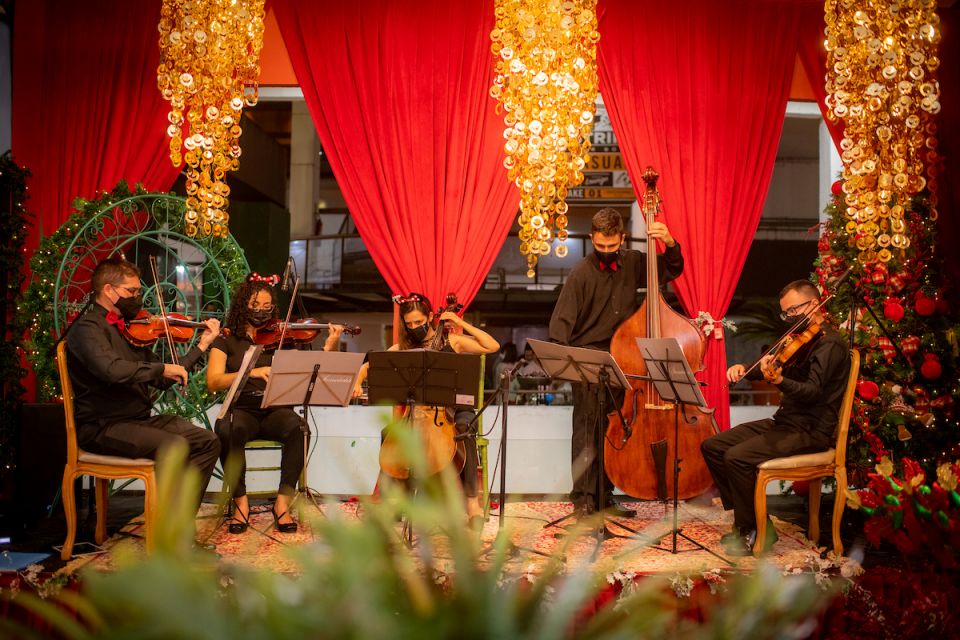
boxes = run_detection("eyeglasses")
[248,304,274,312]
[113,285,142,296]
[779,300,814,321]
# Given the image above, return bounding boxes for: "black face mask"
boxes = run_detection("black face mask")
[595,249,619,265]
[407,324,430,343]
[247,309,272,328]
[115,294,143,321]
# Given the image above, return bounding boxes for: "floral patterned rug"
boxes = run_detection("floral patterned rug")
[61,498,843,580]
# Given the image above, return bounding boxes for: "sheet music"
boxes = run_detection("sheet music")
[217,345,263,420]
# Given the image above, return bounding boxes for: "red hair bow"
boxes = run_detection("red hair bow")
[247,272,280,286]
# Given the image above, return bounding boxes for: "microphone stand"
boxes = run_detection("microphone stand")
[469,361,553,559]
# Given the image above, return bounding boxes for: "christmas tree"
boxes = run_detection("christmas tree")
[816,181,960,565]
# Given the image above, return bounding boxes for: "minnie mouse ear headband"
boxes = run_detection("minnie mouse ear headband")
[392,293,427,305]
[247,272,280,286]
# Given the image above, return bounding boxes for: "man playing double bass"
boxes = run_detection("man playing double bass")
[700,280,850,556]
[549,208,683,518]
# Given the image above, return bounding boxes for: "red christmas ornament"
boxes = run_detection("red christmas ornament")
[831,180,843,196]
[792,480,810,496]
[883,299,905,323]
[877,336,897,363]
[888,272,908,292]
[914,295,936,317]
[901,335,921,357]
[871,263,888,285]
[920,353,942,381]
[857,379,880,401]
[912,385,931,413]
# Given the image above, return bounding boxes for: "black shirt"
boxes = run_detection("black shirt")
[211,333,274,409]
[67,303,205,426]
[548,243,684,350]
[768,325,850,435]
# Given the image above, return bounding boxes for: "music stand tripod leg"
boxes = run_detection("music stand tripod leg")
[290,363,327,520]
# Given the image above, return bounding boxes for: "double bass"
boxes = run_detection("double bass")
[604,167,719,501]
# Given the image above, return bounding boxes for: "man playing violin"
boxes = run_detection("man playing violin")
[549,208,683,519]
[700,279,850,556]
[66,257,222,528]
[206,273,344,534]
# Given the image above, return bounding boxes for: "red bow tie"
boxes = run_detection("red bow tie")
[105,310,125,332]
[598,259,618,272]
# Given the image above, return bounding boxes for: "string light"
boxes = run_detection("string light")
[490,0,599,277]
[825,0,942,264]
[157,0,265,238]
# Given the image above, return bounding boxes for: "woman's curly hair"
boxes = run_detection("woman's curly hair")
[224,276,278,335]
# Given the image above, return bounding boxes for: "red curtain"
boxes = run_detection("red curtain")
[12,0,181,254]
[798,5,845,150]
[598,0,803,430]
[273,0,519,310]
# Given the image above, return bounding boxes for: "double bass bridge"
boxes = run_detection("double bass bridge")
[644,402,674,411]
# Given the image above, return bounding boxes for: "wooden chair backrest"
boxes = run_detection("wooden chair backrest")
[833,349,861,469]
[56,341,79,466]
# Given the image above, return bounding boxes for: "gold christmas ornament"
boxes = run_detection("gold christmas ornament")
[491,0,599,276]
[158,0,265,238]
[825,0,942,264]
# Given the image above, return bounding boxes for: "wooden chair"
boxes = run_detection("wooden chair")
[753,349,860,556]
[56,342,157,560]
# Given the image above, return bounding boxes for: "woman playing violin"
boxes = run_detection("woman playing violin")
[205,273,344,534]
[356,293,499,527]
[700,280,850,556]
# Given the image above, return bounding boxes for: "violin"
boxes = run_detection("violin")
[122,310,214,347]
[761,319,822,382]
[253,318,361,350]
[733,297,833,385]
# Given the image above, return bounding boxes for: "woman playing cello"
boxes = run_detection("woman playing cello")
[356,293,499,528]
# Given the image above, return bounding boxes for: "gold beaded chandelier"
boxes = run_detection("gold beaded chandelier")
[490,0,599,277]
[825,0,942,264]
[158,0,265,238]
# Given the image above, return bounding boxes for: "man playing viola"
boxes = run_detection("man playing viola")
[700,280,850,556]
[66,257,222,527]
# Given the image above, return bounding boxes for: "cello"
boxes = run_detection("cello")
[604,167,719,501]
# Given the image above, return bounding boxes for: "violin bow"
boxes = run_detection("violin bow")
[148,256,181,369]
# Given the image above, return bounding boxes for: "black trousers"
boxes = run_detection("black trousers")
[570,382,625,511]
[214,407,305,498]
[78,414,220,513]
[700,418,833,531]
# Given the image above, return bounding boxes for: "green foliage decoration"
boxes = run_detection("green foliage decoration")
[16,181,248,419]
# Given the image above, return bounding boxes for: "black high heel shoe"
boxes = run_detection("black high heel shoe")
[272,506,298,533]
[228,500,250,534]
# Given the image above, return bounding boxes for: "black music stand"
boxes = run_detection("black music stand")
[527,339,645,548]
[636,337,732,565]
[262,350,366,514]
[367,350,482,546]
